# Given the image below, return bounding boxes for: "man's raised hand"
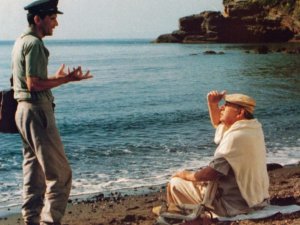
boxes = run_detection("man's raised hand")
[207,90,226,104]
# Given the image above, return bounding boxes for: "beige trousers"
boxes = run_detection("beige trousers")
[167,177,207,205]
[16,101,72,225]
[167,177,232,217]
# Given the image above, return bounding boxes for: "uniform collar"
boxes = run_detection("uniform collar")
[21,27,43,40]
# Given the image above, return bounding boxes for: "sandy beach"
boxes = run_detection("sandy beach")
[1,163,299,225]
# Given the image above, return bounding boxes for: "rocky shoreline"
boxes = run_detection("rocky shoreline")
[193,43,300,55]
[1,163,299,225]
[155,0,300,44]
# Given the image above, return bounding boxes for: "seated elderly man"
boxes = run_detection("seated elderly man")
[166,90,270,218]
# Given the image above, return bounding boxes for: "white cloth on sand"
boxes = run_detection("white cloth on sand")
[216,204,300,221]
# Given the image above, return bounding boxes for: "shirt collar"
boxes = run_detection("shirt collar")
[21,27,42,40]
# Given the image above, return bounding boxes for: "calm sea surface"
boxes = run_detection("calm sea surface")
[0,39,299,212]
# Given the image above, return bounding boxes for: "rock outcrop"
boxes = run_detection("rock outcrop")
[155,0,300,43]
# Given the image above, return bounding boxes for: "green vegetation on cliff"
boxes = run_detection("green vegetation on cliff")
[256,0,296,10]
[224,0,300,21]
[254,0,300,20]
[224,0,296,9]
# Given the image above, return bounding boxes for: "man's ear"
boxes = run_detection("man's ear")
[33,15,41,25]
[238,108,246,119]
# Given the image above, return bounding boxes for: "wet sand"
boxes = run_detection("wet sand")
[1,163,299,225]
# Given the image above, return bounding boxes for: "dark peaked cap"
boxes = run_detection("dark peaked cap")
[24,0,63,14]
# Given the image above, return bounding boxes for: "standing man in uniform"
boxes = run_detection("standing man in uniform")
[12,0,92,224]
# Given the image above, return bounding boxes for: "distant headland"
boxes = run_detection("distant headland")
[155,0,300,43]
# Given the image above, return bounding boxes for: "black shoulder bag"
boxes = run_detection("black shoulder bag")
[0,76,18,133]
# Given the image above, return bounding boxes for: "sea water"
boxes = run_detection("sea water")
[0,39,299,212]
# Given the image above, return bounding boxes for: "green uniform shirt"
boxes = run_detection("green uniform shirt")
[12,27,54,102]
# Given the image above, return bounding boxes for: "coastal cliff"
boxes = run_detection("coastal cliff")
[155,0,300,43]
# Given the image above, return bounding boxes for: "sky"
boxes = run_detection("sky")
[0,0,223,40]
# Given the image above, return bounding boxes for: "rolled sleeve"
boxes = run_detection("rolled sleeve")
[209,157,231,176]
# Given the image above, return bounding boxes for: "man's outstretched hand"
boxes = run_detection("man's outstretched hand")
[67,66,93,81]
[55,64,93,82]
